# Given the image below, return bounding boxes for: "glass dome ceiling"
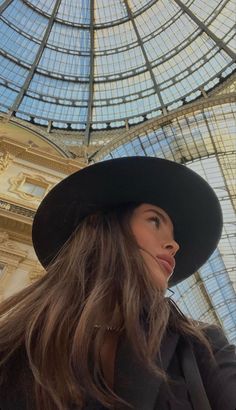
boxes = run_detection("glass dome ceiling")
[0,0,235,133]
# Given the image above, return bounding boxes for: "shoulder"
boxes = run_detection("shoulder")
[192,322,235,356]
[191,323,236,410]
[200,322,230,343]
[189,321,236,370]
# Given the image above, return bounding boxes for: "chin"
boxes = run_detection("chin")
[157,283,168,292]
[151,271,169,291]
[145,262,169,291]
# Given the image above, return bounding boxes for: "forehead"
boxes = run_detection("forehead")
[134,203,174,228]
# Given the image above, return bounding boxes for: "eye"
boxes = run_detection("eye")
[149,216,161,228]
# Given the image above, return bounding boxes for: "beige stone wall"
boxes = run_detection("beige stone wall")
[0,123,83,299]
[0,231,41,300]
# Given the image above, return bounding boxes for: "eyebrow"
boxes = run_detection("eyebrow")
[144,208,174,233]
[143,208,167,223]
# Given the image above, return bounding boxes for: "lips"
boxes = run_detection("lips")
[139,247,175,277]
[156,255,175,276]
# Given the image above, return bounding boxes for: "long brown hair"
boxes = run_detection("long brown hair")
[0,205,214,409]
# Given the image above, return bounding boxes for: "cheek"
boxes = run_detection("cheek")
[131,225,149,248]
[140,250,168,290]
[130,219,164,252]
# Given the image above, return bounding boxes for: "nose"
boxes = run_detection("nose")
[163,239,180,256]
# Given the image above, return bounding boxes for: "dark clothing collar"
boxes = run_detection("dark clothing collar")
[114,330,180,409]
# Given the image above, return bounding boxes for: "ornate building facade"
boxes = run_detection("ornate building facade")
[0,120,83,299]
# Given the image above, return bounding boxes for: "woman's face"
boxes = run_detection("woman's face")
[130,203,180,291]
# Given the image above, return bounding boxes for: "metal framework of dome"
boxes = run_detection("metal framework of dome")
[0,0,236,344]
[0,0,235,140]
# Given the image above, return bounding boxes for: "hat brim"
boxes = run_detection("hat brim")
[32,157,222,286]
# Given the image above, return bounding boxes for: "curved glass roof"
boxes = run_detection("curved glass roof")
[0,0,235,132]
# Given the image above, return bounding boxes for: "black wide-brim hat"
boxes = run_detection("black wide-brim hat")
[32,156,223,286]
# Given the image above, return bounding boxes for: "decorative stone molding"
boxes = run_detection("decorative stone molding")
[0,149,12,174]
[0,199,35,245]
[0,200,11,211]
[9,172,51,201]
[0,232,28,289]
[0,199,35,218]
[0,137,83,174]
[29,266,45,283]
[0,232,28,262]
[0,114,70,156]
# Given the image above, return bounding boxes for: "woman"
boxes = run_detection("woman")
[0,156,235,410]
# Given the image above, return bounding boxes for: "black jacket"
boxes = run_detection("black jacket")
[0,326,235,410]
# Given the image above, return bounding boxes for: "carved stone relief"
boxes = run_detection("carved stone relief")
[0,149,12,174]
